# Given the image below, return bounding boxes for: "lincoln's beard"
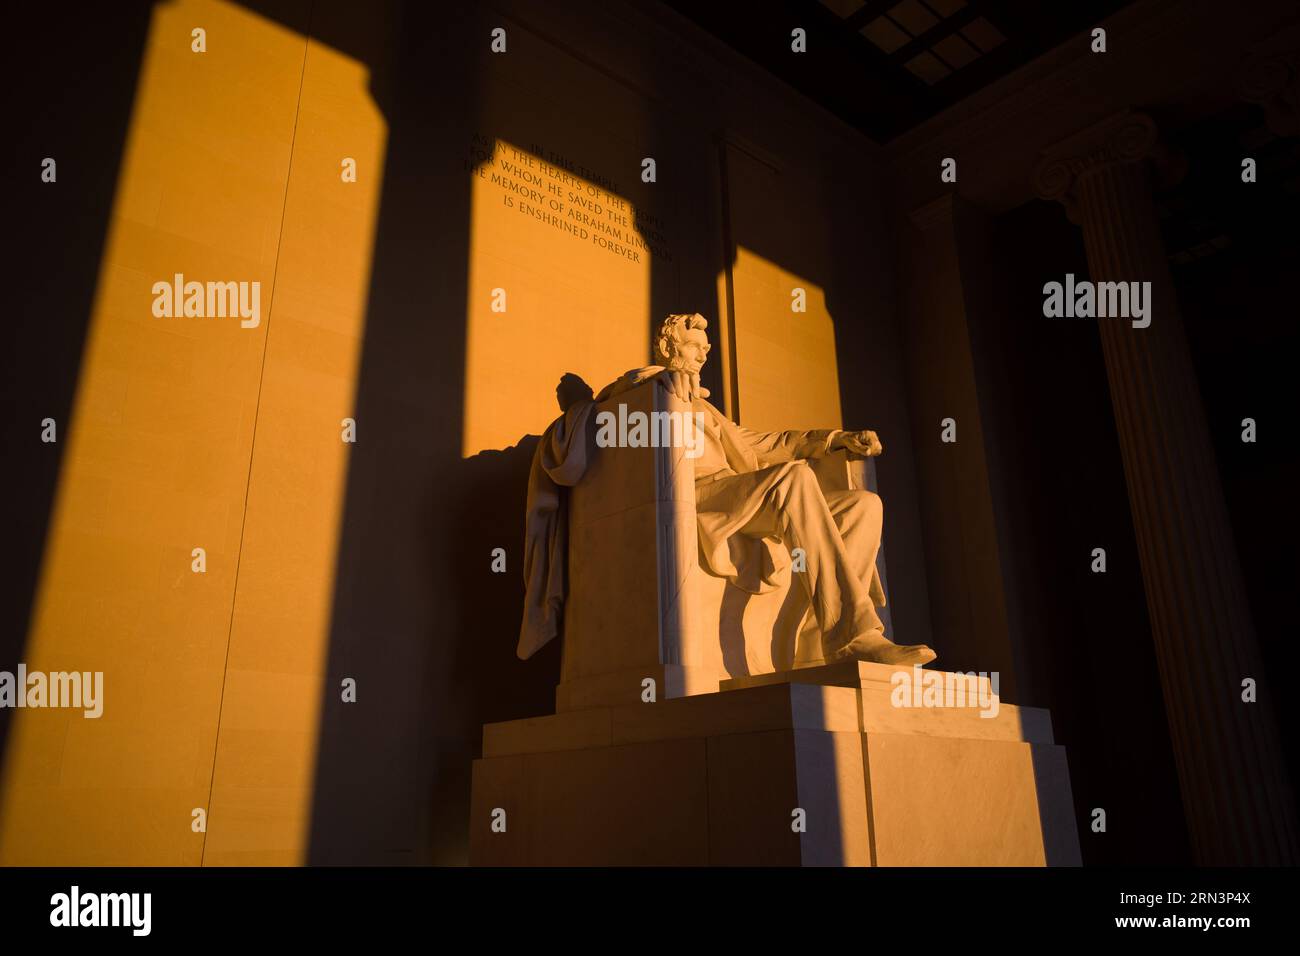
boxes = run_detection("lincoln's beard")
[666,352,700,374]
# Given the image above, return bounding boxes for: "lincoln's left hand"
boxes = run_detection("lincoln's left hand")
[832,429,884,458]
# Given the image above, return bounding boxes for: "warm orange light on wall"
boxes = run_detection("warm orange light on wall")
[462,139,653,457]
[729,246,843,432]
[0,0,387,866]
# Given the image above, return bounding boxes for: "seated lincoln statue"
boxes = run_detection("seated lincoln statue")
[518,312,936,669]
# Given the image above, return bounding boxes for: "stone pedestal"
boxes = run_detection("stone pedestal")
[469,661,1081,866]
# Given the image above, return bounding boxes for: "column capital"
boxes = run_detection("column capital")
[1032,111,1169,221]
[1239,49,1300,136]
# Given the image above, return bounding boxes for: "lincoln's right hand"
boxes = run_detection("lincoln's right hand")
[657,368,711,403]
[657,368,704,403]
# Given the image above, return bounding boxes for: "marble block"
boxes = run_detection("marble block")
[469,661,1082,866]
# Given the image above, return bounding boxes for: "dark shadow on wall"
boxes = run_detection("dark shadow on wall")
[301,1,480,866]
[423,434,562,864]
[819,155,936,662]
[1165,102,1300,802]
[0,2,156,772]
[969,198,1190,865]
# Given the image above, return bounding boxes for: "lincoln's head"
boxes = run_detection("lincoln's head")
[656,313,711,375]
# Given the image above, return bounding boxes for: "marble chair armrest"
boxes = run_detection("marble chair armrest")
[809,447,873,495]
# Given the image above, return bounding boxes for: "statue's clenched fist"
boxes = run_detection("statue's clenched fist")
[833,429,884,458]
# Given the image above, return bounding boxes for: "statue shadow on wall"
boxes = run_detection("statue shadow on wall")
[430,374,600,859]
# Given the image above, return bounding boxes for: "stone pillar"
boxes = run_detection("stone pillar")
[1033,111,1297,865]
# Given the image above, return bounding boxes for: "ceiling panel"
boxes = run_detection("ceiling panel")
[665,0,1138,141]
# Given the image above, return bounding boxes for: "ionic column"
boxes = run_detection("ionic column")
[1033,111,1297,865]
[1239,48,1300,137]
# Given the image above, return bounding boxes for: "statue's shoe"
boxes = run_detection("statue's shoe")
[826,636,937,667]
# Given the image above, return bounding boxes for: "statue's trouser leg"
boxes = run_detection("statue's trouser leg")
[736,463,882,653]
[823,486,884,602]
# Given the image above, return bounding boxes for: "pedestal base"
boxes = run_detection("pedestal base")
[469,661,1081,866]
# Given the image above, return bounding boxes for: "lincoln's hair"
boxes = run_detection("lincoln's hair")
[656,312,709,361]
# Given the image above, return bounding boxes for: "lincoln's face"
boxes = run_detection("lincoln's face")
[668,326,711,375]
